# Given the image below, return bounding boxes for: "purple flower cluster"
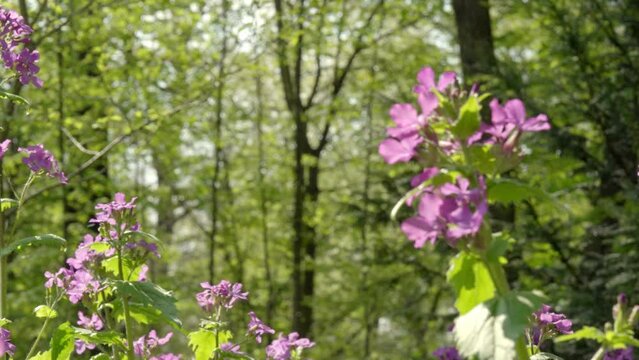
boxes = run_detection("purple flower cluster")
[196,280,248,312]
[248,311,275,343]
[0,327,15,357]
[604,347,634,360]
[18,144,67,184]
[265,332,315,360]
[0,6,42,87]
[378,67,550,249]
[468,99,550,152]
[378,67,456,164]
[0,139,10,159]
[529,304,573,346]
[77,311,104,331]
[44,234,110,303]
[220,342,242,354]
[90,192,137,228]
[133,330,173,357]
[432,346,462,360]
[401,174,487,248]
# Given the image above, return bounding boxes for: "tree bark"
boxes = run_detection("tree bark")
[209,0,230,283]
[452,0,498,82]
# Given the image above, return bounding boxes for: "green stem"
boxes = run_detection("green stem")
[118,247,135,359]
[590,347,606,360]
[25,314,52,359]
[483,256,529,360]
[25,295,61,359]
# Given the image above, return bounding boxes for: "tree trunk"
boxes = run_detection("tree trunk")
[209,0,230,283]
[452,0,498,82]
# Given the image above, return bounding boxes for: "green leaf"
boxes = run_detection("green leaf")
[34,305,58,319]
[0,318,10,327]
[555,326,605,343]
[189,329,216,360]
[113,280,182,327]
[454,291,545,360]
[487,232,514,263]
[89,242,112,253]
[530,353,564,360]
[0,198,18,213]
[51,322,75,360]
[28,351,52,360]
[447,252,496,314]
[123,230,162,245]
[73,327,125,347]
[102,256,143,280]
[453,96,481,139]
[487,179,544,204]
[0,234,66,258]
[467,145,497,174]
[0,90,30,105]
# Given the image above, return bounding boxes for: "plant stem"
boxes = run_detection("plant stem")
[590,347,606,360]
[483,256,529,360]
[118,247,135,359]
[25,314,52,359]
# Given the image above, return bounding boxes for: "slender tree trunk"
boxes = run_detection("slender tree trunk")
[452,0,498,82]
[255,72,275,335]
[209,0,230,283]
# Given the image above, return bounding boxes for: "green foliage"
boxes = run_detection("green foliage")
[0,234,66,257]
[487,179,541,203]
[447,252,496,314]
[453,96,481,139]
[188,329,232,360]
[33,305,58,319]
[73,327,125,348]
[0,90,29,105]
[0,198,18,212]
[50,322,74,360]
[112,280,182,327]
[454,291,545,360]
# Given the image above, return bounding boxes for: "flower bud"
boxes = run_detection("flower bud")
[618,293,628,306]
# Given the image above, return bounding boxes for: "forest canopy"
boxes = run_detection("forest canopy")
[0,0,638,359]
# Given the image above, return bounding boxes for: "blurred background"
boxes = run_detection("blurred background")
[2,0,639,358]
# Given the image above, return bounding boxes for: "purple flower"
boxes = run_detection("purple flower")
[220,342,242,354]
[400,176,487,248]
[74,339,95,355]
[528,304,573,346]
[0,327,16,357]
[90,192,137,227]
[266,332,314,360]
[138,264,150,282]
[378,134,423,164]
[77,311,103,331]
[66,269,101,304]
[18,144,67,183]
[247,311,275,343]
[604,347,634,360]
[433,346,461,360]
[413,67,457,95]
[125,240,160,258]
[133,330,173,357]
[196,280,248,312]
[0,7,42,87]
[469,98,550,151]
[150,354,182,360]
[44,267,72,289]
[14,47,42,87]
[0,139,10,160]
